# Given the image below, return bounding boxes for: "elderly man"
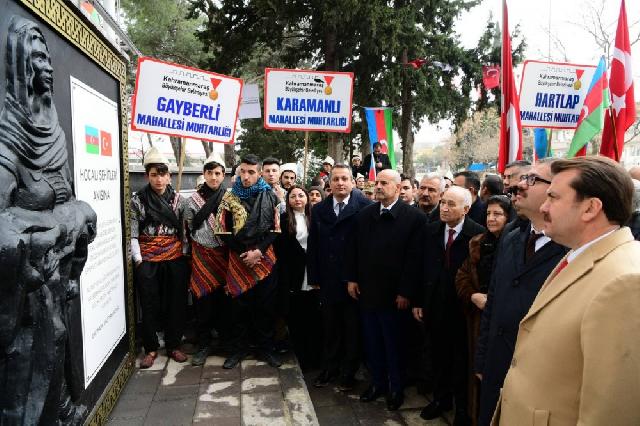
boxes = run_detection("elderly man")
[454,171,486,226]
[347,170,426,410]
[475,159,567,426]
[418,173,445,222]
[414,186,485,425]
[493,157,640,425]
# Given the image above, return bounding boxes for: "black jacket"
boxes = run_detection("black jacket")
[474,221,567,425]
[307,190,373,304]
[346,200,427,310]
[468,197,487,227]
[416,217,485,326]
[275,213,308,294]
[361,152,391,175]
[627,211,640,241]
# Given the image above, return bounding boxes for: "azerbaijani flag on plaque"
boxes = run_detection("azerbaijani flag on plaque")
[567,57,610,158]
[85,125,100,154]
[364,107,396,180]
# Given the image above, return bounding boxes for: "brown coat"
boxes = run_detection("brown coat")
[493,228,640,425]
[455,233,489,425]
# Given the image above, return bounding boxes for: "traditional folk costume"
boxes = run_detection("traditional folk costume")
[214,175,280,360]
[185,153,229,355]
[131,148,189,357]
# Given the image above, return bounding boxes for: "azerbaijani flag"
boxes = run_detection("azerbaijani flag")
[364,107,396,178]
[85,125,99,154]
[533,128,552,159]
[567,57,610,158]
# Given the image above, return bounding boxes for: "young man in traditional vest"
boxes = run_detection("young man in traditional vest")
[186,152,229,366]
[131,147,189,368]
[215,154,282,369]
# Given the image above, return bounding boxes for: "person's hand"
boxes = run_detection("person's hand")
[376,162,382,169]
[240,249,262,267]
[471,292,487,310]
[475,373,483,381]
[396,295,410,310]
[412,307,423,322]
[347,281,360,300]
[273,184,285,202]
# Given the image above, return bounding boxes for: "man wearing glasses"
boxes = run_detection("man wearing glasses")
[475,159,568,426]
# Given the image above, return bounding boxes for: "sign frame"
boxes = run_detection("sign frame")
[263,67,354,133]
[518,59,597,130]
[131,56,243,144]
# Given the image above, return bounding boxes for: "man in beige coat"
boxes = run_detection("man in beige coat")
[493,156,640,426]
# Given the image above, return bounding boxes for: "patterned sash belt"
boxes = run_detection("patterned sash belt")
[139,235,182,262]
[190,240,227,298]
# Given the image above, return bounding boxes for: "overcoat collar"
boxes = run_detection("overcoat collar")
[521,227,635,324]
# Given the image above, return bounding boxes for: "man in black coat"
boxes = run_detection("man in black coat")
[307,164,373,390]
[418,174,444,223]
[474,159,568,425]
[346,170,427,411]
[413,186,485,426]
[361,142,392,176]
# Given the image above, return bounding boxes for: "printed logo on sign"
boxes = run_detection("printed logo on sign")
[100,130,112,156]
[209,78,222,101]
[323,76,334,95]
[85,125,99,154]
[574,69,585,90]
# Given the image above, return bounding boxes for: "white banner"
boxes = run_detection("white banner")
[70,77,126,387]
[519,60,597,129]
[264,68,354,133]
[239,83,261,119]
[131,57,243,143]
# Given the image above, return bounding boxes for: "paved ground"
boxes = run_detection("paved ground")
[304,370,454,426]
[108,348,317,425]
[108,345,456,426]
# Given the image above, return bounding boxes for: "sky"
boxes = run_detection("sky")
[415,0,640,146]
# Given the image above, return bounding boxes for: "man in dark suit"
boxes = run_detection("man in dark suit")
[413,186,485,426]
[418,173,444,223]
[475,159,567,426]
[454,171,486,226]
[361,142,392,175]
[308,164,373,390]
[346,170,426,410]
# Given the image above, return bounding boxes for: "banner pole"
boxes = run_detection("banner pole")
[303,131,310,183]
[608,105,620,162]
[176,137,186,192]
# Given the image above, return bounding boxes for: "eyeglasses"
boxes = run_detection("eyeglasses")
[519,174,551,186]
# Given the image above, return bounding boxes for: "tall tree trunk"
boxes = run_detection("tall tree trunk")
[400,48,415,177]
[169,136,191,167]
[224,143,235,171]
[323,25,343,163]
[201,140,213,157]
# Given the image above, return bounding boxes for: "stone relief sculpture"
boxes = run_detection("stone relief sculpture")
[0,16,97,424]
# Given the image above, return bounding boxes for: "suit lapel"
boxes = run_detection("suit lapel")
[521,228,633,324]
[516,240,565,278]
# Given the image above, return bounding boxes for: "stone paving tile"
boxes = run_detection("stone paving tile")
[135,352,169,371]
[314,405,359,425]
[121,371,162,395]
[285,387,320,425]
[401,409,450,426]
[107,418,145,426]
[241,376,281,394]
[144,398,196,426]
[162,359,202,386]
[194,381,242,423]
[241,362,280,379]
[153,384,200,401]
[306,383,354,408]
[108,390,154,419]
[241,392,287,426]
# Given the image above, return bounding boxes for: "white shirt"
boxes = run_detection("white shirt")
[531,224,551,252]
[333,193,351,216]
[567,227,619,263]
[294,211,312,291]
[444,219,465,247]
[380,198,399,214]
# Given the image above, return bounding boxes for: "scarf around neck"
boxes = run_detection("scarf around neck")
[192,183,226,232]
[231,176,271,200]
[139,184,180,230]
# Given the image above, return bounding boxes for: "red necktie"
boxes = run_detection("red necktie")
[549,258,569,282]
[445,228,456,267]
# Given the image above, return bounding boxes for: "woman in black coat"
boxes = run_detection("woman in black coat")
[276,185,322,370]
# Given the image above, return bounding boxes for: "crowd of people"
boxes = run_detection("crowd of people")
[131,147,640,426]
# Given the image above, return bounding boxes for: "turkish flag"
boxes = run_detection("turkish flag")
[482,65,500,89]
[406,58,427,69]
[600,0,636,161]
[100,130,112,156]
[498,0,522,173]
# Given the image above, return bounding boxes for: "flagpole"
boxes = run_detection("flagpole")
[608,105,620,161]
[303,131,310,183]
[547,129,553,157]
[176,137,186,192]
